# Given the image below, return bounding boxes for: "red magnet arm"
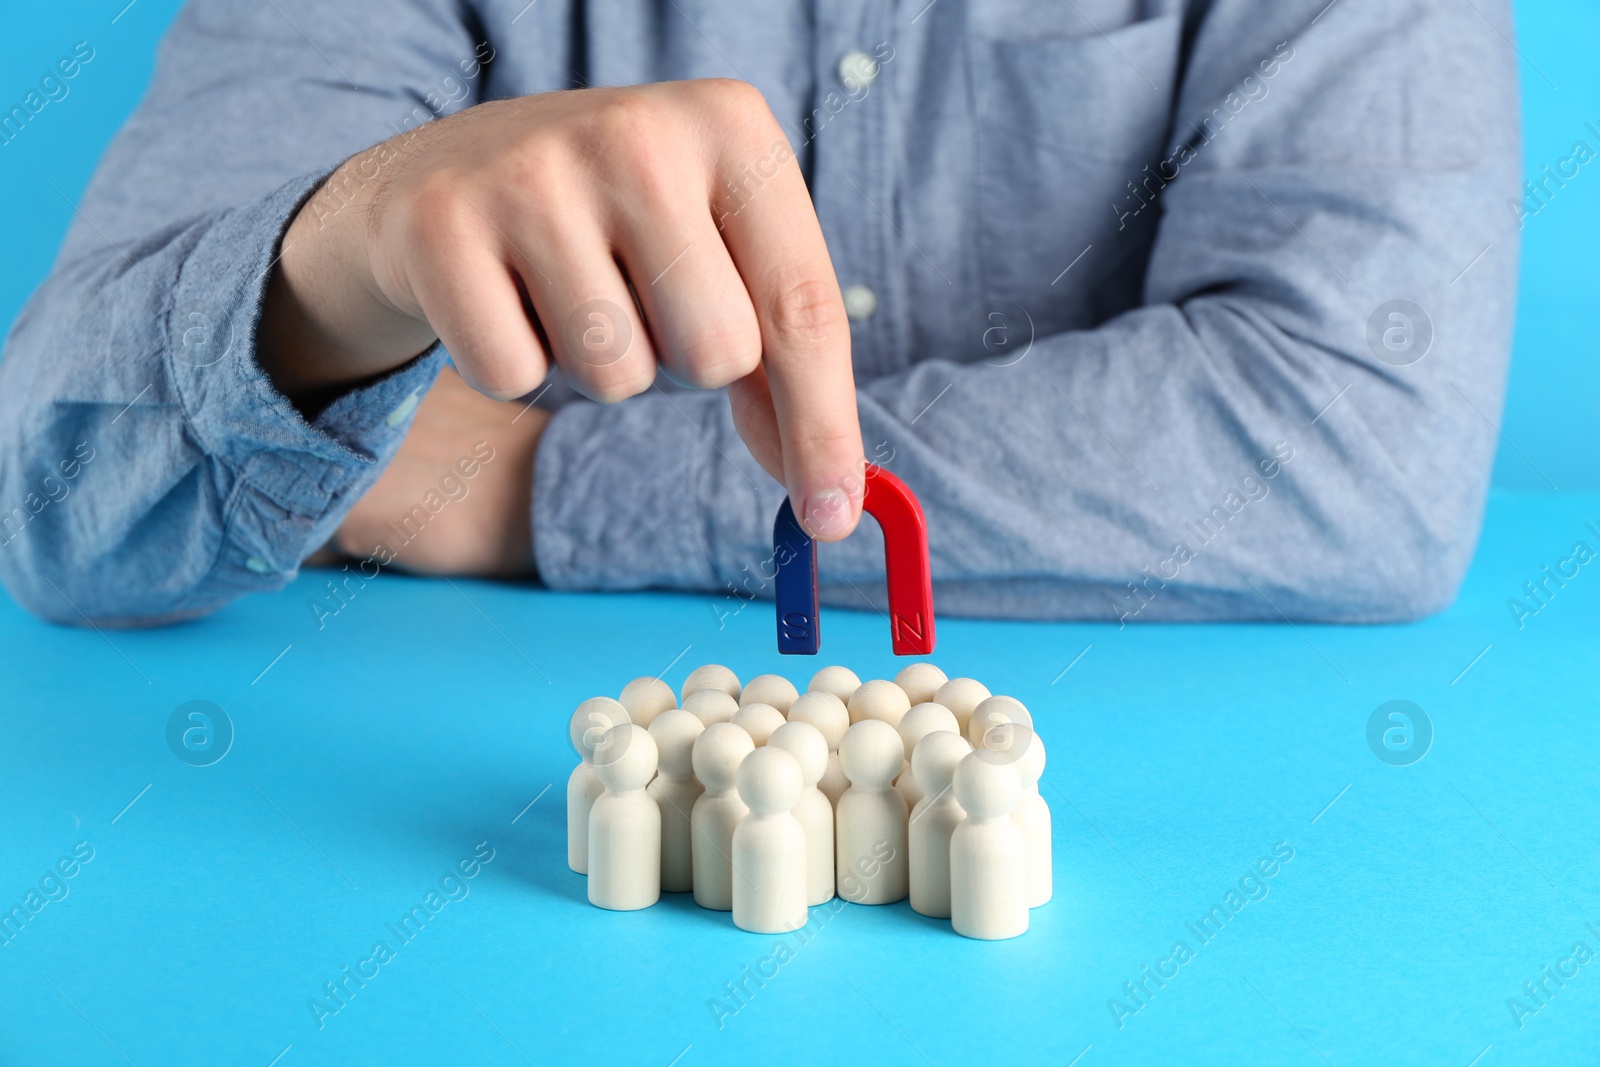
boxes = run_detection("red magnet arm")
[863,466,936,655]
[772,465,936,656]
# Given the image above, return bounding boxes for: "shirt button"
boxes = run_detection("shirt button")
[838,50,880,92]
[384,389,421,427]
[843,284,877,321]
[245,557,274,574]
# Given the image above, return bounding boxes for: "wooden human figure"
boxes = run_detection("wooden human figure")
[690,723,756,910]
[740,674,799,715]
[1013,732,1053,908]
[647,709,705,893]
[683,688,739,727]
[835,719,909,905]
[909,731,972,919]
[808,665,861,704]
[681,664,741,703]
[976,720,1051,907]
[848,679,912,727]
[787,691,850,809]
[933,677,991,739]
[896,702,960,811]
[567,696,629,874]
[968,695,1033,748]
[950,751,1028,940]
[893,662,948,706]
[619,676,677,730]
[732,747,809,933]
[730,702,786,746]
[768,721,835,906]
[588,724,661,911]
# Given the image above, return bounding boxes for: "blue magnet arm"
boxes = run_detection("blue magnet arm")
[773,497,820,655]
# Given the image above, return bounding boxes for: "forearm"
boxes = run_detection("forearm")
[0,174,446,625]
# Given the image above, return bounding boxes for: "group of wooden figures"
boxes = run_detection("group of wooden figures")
[567,662,1051,940]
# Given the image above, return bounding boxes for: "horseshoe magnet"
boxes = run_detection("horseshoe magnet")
[772,466,936,656]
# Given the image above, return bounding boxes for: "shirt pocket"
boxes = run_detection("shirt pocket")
[969,13,1181,335]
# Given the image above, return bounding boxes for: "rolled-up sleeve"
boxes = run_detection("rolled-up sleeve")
[0,0,479,625]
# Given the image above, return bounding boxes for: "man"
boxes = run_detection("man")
[0,0,1520,626]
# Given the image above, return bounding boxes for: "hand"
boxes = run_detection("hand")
[329,366,548,576]
[261,80,865,540]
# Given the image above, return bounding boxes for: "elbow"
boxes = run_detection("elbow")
[1258,360,1500,624]
[1340,539,1465,623]
[0,501,79,624]
[1249,535,1466,625]
[0,542,126,628]
[1,550,225,630]
[1276,482,1481,625]
[0,506,230,629]
[0,543,107,627]
[0,552,75,626]
[0,422,257,627]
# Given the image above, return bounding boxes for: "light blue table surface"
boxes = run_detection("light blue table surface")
[1,488,1596,1066]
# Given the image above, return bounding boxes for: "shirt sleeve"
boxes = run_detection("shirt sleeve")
[532,0,1523,624]
[0,0,490,625]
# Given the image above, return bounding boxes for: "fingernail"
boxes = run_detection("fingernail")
[801,489,855,540]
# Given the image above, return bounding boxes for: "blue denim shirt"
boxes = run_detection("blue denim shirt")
[0,0,1520,626]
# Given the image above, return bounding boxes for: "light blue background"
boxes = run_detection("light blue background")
[0,491,1596,1065]
[1,6,1597,1066]
[0,0,1595,490]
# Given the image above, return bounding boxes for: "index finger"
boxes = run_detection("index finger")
[711,116,864,541]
